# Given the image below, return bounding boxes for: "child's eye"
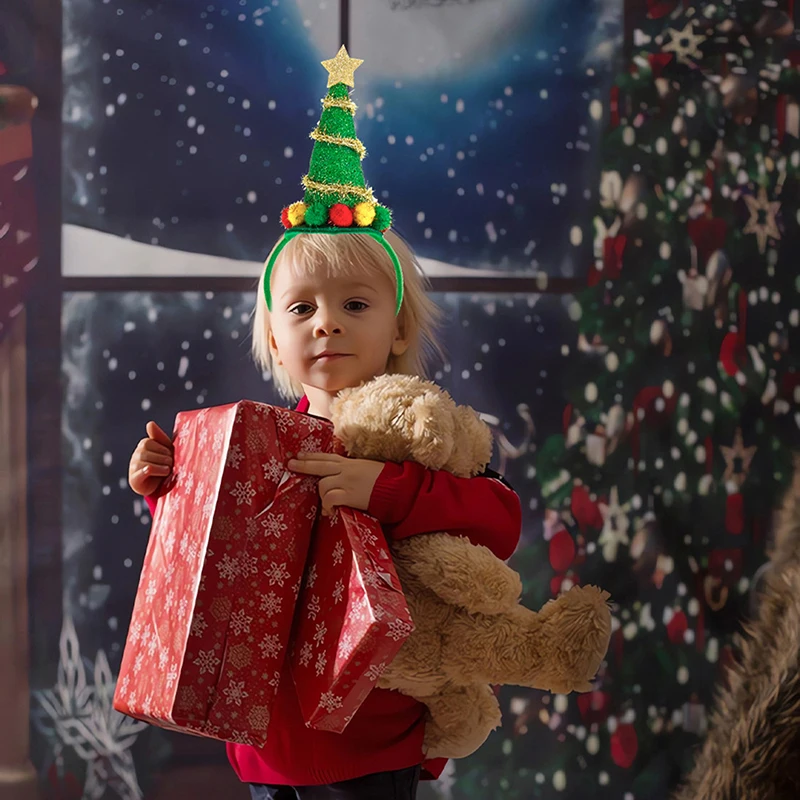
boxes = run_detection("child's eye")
[345,300,368,312]
[289,303,314,315]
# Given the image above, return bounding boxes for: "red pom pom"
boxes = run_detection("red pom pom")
[666,609,688,644]
[611,724,639,769]
[281,207,293,229]
[549,529,576,573]
[576,691,611,725]
[329,203,353,227]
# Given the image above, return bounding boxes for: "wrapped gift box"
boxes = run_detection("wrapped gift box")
[113,401,335,746]
[291,507,414,732]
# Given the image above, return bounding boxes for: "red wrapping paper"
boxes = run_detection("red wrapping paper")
[113,401,334,745]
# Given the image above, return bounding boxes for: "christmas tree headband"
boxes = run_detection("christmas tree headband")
[263,46,404,316]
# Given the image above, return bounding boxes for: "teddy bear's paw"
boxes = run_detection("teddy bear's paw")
[393,534,522,613]
[422,685,501,760]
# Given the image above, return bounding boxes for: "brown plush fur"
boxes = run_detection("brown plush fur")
[674,456,800,800]
[330,374,613,759]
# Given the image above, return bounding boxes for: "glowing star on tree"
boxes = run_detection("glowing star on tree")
[661,20,707,65]
[321,45,364,89]
[743,187,781,254]
[597,486,631,562]
[719,428,757,489]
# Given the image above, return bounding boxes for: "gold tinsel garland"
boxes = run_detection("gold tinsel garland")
[301,174,376,203]
[322,95,357,115]
[309,127,367,159]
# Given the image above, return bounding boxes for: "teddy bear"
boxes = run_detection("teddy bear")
[329,373,612,760]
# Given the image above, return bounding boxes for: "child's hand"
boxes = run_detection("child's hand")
[287,452,384,516]
[128,421,174,497]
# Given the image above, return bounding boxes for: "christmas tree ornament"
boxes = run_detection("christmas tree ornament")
[661,20,707,65]
[262,46,403,315]
[743,188,781,255]
[598,487,631,562]
[720,428,757,489]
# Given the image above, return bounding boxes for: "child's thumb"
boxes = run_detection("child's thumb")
[146,420,173,447]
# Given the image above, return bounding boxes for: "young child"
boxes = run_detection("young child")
[127,47,522,800]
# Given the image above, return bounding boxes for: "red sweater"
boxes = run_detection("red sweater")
[145,396,521,786]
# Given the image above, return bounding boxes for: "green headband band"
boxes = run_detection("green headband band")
[262,227,405,316]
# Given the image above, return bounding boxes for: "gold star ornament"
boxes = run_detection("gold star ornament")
[662,20,707,65]
[321,45,363,89]
[720,428,757,489]
[743,187,781,254]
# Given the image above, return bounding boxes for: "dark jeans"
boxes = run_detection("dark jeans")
[248,765,421,800]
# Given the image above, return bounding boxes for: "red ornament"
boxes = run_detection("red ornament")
[708,548,743,582]
[719,331,746,377]
[549,529,576,573]
[329,203,354,227]
[725,493,744,535]
[571,486,603,532]
[632,386,677,427]
[647,52,673,77]
[576,691,612,725]
[280,207,293,229]
[611,723,639,769]
[647,0,680,19]
[666,610,688,644]
[687,217,727,268]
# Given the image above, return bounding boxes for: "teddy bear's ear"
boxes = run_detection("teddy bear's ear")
[404,393,457,471]
[446,406,494,477]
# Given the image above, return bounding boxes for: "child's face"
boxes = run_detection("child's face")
[268,260,409,404]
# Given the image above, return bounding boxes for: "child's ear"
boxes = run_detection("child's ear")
[268,330,283,366]
[391,319,410,358]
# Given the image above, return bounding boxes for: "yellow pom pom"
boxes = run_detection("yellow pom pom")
[353,202,376,227]
[287,202,307,226]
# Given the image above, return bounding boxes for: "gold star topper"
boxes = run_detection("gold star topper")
[743,187,781,255]
[321,45,363,89]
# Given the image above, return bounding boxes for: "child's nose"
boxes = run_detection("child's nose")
[313,309,343,336]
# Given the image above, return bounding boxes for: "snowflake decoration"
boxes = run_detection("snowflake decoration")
[166,663,179,690]
[315,651,328,677]
[238,551,259,577]
[298,642,313,667]
[212,429,225,453]
[318,691,343,713]
[259,591,282,617]
[259,633,282,660]
[223,681,249,707]
[306,594,321,621]
[598,486,632,562]
[365,662,387,682]
[262,512,288,538]
[227,443,245,469]
[265,561,291,587]
[163,528,177,555]
[32,615,147,800]
[332,581,345,605]
[307,564,318,588]
[743,188,781,254]
[199,427,209,449]
[231,479,257,506]
[661,20,706,65]
[386,619,414,642]
[190,613,208,638]
[217,554,240,582]
[193,649,222,676]
[248,705,271,731]
[229,609,253,636]
[339,633,355,660]
[354,519,378,548]
[313,621,328,648]
[332,540,345,566]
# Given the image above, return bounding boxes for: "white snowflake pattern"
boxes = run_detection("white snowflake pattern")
[332,540,345,566]
[179,537,189,557]
[164,561,176,585]
[193,649,221,675]
[165,590,176,613]
[365,662,387,682]
[133,653,144,674]
[32,616,147,800]
[362,567,383,589]
[245,516,260,540]
[158,649,168,670]
[265,561,291,587]
[166,663,179,690]
[217,554,240,582]
[306,594,321,621]
[318,691,343,713]
[164,528,177,555]
[298,435,322,453]
[191,613,208,638]
[262,457,283,484]
[129,621,142,646]
[275,413,291,434]
[193,481,206,507]
[231,480,257,506]
[183,472,195,497]
[199,427,209,449]
[315,651,328,677]
[259,633,282,660]
[202,492,217,520]
[176,425,190,446]
[223,681,249,707]
[332,581,345,605]
[259,591,282,617]
[146,630,159,658]
[298,642,313,667]
[386,619,414,642]
[339,633,356,660]
[145,579,157,604]
[313,621,328,648]
[212,429,224,454]
[354,519,379,548]
[238,551,259,577]
[306,564,318,588]
[227,443,245,469]
[178,597,189,619]
[229,609,253,636]
[262,512,288,538]
[268,670,282,690]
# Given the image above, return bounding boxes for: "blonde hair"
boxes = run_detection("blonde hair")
[252,230,444,400]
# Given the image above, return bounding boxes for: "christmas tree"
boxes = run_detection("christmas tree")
[511,1,800,797]
[280,45,391,232]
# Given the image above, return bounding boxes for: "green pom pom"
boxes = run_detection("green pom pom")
[305,203,329,227]
[373,205,392,231]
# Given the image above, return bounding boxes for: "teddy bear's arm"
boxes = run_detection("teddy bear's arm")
[392,533,522,614]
